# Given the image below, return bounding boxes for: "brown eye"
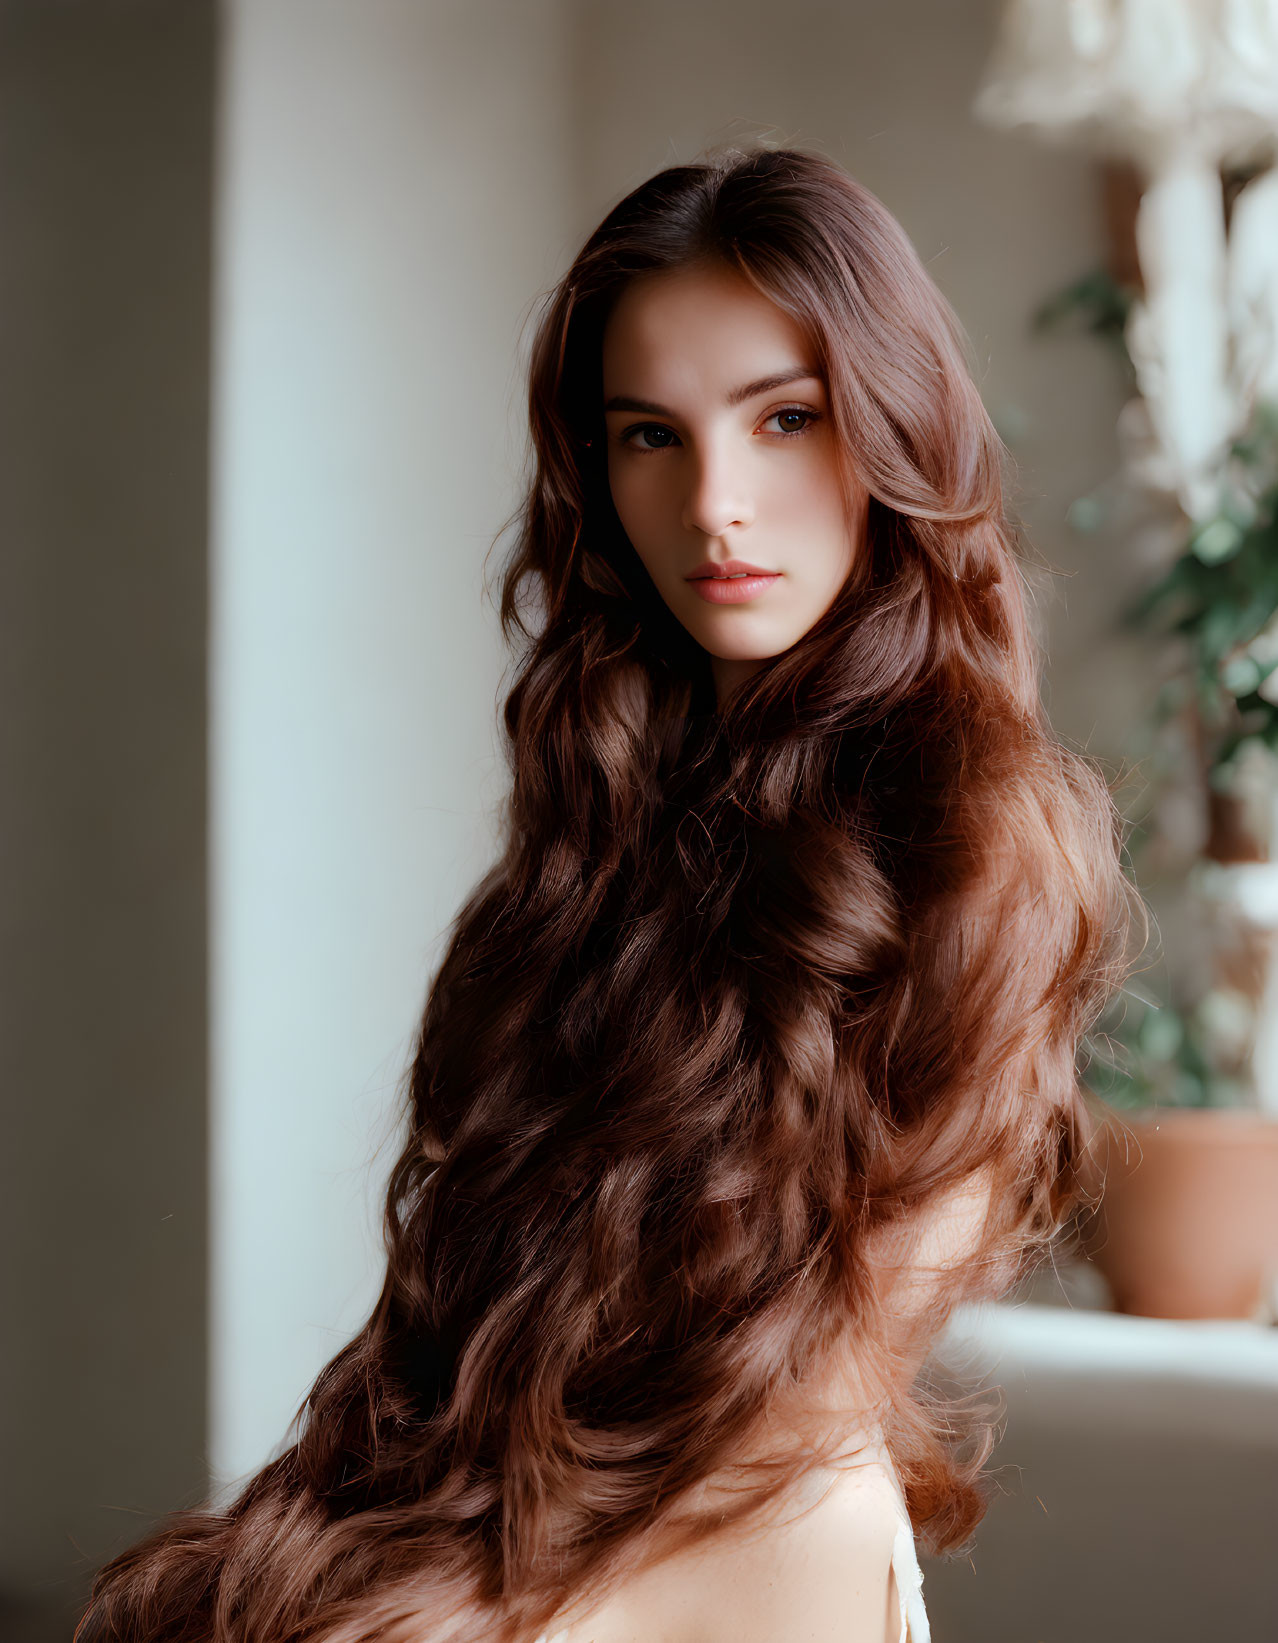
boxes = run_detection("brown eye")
[621,423,680,452]
[765,408,821,437]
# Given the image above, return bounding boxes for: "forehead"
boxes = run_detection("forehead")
[601,263,813,392]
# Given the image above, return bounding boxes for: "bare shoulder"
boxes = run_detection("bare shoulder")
[791,1457,904,1642]
[546,1456,902,1643]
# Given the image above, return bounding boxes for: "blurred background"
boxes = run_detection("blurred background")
[3,1,1276,1639]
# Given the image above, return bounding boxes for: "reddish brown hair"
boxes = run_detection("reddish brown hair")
[80,144,1136,1643]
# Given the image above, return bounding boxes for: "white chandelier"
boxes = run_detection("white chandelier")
[975,0,1278,521]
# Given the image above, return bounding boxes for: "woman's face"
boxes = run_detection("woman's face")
[601,260,868,705]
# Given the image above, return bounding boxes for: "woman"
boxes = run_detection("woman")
[80,144,1135,1643]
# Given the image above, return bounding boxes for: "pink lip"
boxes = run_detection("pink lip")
[687,573,782,605]
[686,559,782,606]
[686,558,776,580]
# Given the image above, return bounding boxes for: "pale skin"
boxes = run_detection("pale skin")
[530,268,991,1642]
[602,260,869,709]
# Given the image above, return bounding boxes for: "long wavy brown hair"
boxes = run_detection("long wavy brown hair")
[80,144,1136,1643]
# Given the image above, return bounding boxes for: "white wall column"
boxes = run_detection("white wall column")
[211,0,580,1485]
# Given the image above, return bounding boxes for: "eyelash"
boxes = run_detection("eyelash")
[616,406,823,454]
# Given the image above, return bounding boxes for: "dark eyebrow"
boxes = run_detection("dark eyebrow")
[603,368,823,417]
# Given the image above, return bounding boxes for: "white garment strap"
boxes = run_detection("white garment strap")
[889,1512,931,1643]
[871,1442,930,1643]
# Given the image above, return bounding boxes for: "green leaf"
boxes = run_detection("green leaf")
[1191,517,1245,565]
[1222,654,1264,694]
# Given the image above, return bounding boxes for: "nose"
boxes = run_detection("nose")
[680,435,755,538]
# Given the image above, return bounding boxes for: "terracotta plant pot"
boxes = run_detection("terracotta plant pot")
[1082,1106,1278,1319]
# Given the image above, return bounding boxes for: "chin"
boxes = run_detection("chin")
[689,616,795,654]
[706,636,800,665]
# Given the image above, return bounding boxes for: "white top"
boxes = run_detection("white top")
[885,1486,931,1643]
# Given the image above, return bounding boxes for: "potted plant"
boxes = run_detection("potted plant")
[1040,268,1278,1321]
[1081,994,1278,1321]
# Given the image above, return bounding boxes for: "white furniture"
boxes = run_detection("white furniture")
[923,1298,1278,1641]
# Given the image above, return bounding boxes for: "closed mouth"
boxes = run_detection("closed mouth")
[686,561,780,580]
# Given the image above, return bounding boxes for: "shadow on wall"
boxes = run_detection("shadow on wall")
[0,3,215,1637]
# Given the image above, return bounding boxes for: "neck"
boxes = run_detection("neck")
[711,654,766,709]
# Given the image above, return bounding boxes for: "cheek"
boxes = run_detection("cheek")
[768,457,858,560]
[608,461,666,545]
